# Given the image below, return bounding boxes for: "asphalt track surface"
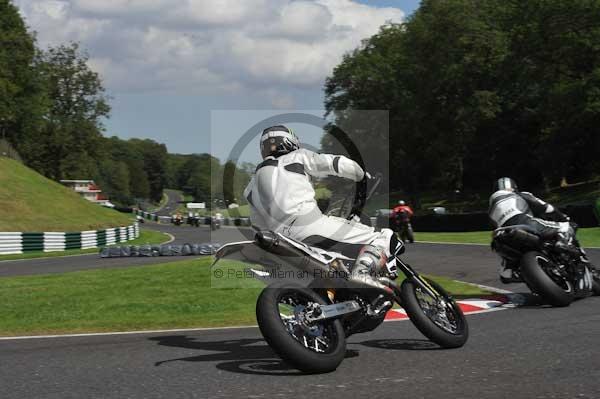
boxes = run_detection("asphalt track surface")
[154,189,184,217]
[1,224,599,398]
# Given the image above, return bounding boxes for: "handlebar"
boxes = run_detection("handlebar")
[347,173,381,221]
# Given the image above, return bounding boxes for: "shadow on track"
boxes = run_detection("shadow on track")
[149,335,444,375]
[356,339,441,351]
[453,292,546,307]
[150,335,305,375]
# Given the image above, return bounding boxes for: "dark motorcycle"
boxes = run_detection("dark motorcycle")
[492,223,600,307]
[187,215,201,227]
[394,212,415,243]
[214,176,468,373]
[210,216,221,230]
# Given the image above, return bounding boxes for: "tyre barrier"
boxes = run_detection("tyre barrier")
[99,242,222,258]
[0,223,140,255]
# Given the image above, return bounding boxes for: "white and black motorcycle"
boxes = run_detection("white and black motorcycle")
[213,177,468,373]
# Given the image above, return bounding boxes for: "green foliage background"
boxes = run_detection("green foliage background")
[325,0,600,204]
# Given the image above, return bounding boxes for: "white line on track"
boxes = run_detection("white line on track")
[0,325,259,341]
[0,252,97,263]
[455,281,514,294]
[164,232,175,244]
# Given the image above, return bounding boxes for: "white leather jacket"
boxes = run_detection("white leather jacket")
[244,149,364,231]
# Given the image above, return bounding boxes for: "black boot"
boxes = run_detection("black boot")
[499,262,523,284]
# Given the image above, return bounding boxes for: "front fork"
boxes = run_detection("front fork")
[389,255,443,300]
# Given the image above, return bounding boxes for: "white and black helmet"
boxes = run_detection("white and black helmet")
[494,177,518,192]
[260,125,300,159]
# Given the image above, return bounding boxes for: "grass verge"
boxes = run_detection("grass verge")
[0,229,171,261]
[415,227,600,247]
[0,257,492,336]
[219,205,250,218]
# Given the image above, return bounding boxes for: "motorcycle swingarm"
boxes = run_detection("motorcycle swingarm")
[305,301,361,323]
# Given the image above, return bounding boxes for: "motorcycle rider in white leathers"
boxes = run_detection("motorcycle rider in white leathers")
[244,125,395,284]
[489,177,573,282]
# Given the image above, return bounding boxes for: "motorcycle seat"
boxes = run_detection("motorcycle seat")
[494,224,538,235]
[495,224,560,241]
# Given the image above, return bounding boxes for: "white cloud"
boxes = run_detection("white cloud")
[72,0,171,15]
[15,0,404,107]
[277,1,333,39]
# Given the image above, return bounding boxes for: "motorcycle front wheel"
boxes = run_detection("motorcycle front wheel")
[256,282,347,374]
[401,278,468,348]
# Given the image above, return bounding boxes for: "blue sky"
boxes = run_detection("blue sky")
[17,0,421,162]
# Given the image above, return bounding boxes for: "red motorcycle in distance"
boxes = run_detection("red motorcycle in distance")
[392,201,415,243]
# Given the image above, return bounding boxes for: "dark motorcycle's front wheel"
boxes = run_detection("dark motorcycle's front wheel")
[401,278,468,348]
[520,251,574,307]
[592,275,600,296]
[590,266,600,296]
[256,282,346,374]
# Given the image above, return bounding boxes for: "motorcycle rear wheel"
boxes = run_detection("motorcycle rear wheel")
[406,225,415,243]
[256,282,346,374]
[520,251,574,307]
[401,278,468,348]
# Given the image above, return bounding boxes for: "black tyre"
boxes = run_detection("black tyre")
[520,251,574,307]
[401,278,468,348]
[590,268,600,296]
[256,282,346,373]
[407,225,415,243]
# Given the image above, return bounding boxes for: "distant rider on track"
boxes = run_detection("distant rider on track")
[392,200,414,243]
[488,177,573,283]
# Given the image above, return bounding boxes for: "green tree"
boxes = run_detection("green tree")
[324,0,600,201]
[0,0,47,164]
[128,158,150,199]
[97,159,130,204]
[36,43,110,180]
[129,138,167,202]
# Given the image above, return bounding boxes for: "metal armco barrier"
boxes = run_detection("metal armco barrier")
[134,209,159,222]
[134,208,253,228]
[0,223,140,255]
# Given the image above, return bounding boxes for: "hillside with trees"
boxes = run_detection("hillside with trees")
[0,0,250,209]
[325,0,600,206]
